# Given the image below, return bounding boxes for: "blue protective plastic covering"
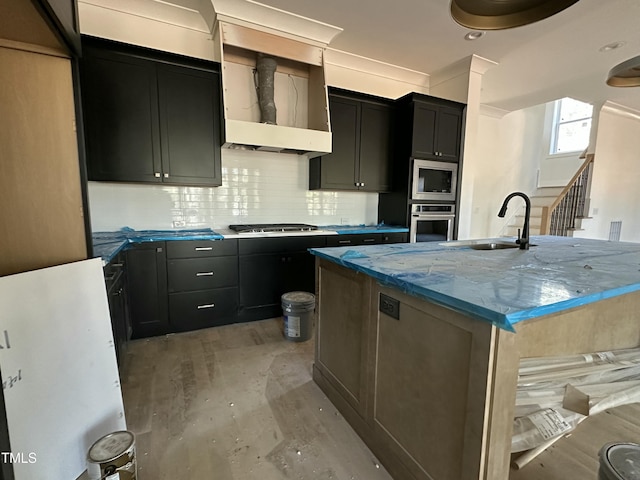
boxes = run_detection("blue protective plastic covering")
[309,236,640,331]
[322,223,409,234]
[93,227,224,263]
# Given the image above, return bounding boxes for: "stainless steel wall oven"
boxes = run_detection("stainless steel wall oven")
[409,204,455,243]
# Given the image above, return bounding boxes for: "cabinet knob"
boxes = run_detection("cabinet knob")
[361,182,365,187]
[164,173,169,178]
[155,172,161,178]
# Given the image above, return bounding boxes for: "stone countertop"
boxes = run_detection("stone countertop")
[309,236,640,331]
[93,225,409,263]
[93,228,224,264]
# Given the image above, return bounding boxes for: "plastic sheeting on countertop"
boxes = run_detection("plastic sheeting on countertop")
[309,236,640,331]
[321,223,409,234]
[93,227,224,263]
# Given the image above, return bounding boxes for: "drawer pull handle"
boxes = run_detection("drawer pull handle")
[196,272,214,277]
[111,263,124,267]
[363,238,376,243]
[195,247,213,251]
[197,303,215,309]
[338,240,350,244]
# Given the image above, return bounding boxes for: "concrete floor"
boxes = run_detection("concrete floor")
[120,318,393,480]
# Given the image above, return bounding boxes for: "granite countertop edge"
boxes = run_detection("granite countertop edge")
[309,236,640,332]
[93,225,409,264]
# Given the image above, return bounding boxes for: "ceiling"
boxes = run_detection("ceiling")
[178,0,640,113]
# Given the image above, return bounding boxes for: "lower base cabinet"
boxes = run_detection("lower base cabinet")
[126,242,169,338]
[237,236,327,322]
[104,252,131,365]
[123,233,408,338]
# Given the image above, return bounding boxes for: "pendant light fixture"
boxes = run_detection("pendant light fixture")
[606,55,640,87]
[450,0,582,30]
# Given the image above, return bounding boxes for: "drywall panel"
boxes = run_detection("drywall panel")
[575,107,640,242]
[467,105,544,239]
[0,258,125,480]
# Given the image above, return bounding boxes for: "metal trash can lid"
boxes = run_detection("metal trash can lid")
[281,291,315,305]
[600,443,640,480]
[88,430,135,463]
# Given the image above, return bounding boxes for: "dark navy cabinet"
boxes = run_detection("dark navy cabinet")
[80,37,222,186]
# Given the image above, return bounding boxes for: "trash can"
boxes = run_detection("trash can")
[281,291,315,342]
[599,442,640,480]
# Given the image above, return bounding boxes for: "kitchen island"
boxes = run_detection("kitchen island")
[309,236,640,480]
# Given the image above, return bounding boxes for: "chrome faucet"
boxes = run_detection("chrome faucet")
[498,192,531,250]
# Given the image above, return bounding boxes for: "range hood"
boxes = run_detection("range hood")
[214,18,339,157]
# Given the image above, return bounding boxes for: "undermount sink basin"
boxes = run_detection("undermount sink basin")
[469,242,520,250]
[440,240,537,250]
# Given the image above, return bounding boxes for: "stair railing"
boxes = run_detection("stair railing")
[540,154,594,236]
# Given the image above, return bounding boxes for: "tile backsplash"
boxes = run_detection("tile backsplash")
[88,149,379,231]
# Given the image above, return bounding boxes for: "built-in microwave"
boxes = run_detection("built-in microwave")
[411,159,458,202]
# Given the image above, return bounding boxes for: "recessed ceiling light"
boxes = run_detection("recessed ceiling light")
[464,31,485,40]
[599,41,626,52]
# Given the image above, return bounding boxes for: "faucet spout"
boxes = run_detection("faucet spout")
[497,192,531,250]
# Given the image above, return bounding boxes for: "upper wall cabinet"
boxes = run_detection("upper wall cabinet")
[309,88,393,192]
[80,37,222,186]
[396,93,465,163]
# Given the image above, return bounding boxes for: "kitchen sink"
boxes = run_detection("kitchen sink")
[439,240,537,250]
[468,242,520,250]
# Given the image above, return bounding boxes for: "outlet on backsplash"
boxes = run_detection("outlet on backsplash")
[173,220,186,228]
[340,218,350,225]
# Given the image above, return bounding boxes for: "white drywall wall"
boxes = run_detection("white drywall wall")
[574,106,640,242]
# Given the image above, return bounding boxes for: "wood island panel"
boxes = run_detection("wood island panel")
[313,258,640,480]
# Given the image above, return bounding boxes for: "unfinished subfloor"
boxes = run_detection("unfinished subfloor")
[121,318,640,480]
[121,318,393,480]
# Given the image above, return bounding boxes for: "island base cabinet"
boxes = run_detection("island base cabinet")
[373,286,494,480]
[314,259,374,418]
[313,258,640,480]
[313,259,496,480]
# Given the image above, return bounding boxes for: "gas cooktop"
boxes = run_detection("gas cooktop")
[228,223,318,233]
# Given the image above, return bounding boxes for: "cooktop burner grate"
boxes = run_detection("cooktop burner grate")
[229,223,318,233]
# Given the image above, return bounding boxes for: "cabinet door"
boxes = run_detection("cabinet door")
[81,50,162,183]
[107,271,127,365]
[126,242,168,338]
[315,96,360,190]
[315,259,373,417]
[157,65,222,186]
[238,253,285,322]
[358,102,391,192]
[435,106,462,162]
[411,102,438,159]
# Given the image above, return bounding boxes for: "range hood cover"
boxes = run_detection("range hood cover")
[215,19,339,157]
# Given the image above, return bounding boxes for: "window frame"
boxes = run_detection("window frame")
[549,97,593,156]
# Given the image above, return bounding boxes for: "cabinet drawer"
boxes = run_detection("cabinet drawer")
[166,239,237,259]
[382,232,408,244]
[326,234,382,247]
[169,287,237,331]
[167,256,238,293]
[238,236,326,255]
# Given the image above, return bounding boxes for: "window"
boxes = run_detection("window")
[550,97,593,155]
